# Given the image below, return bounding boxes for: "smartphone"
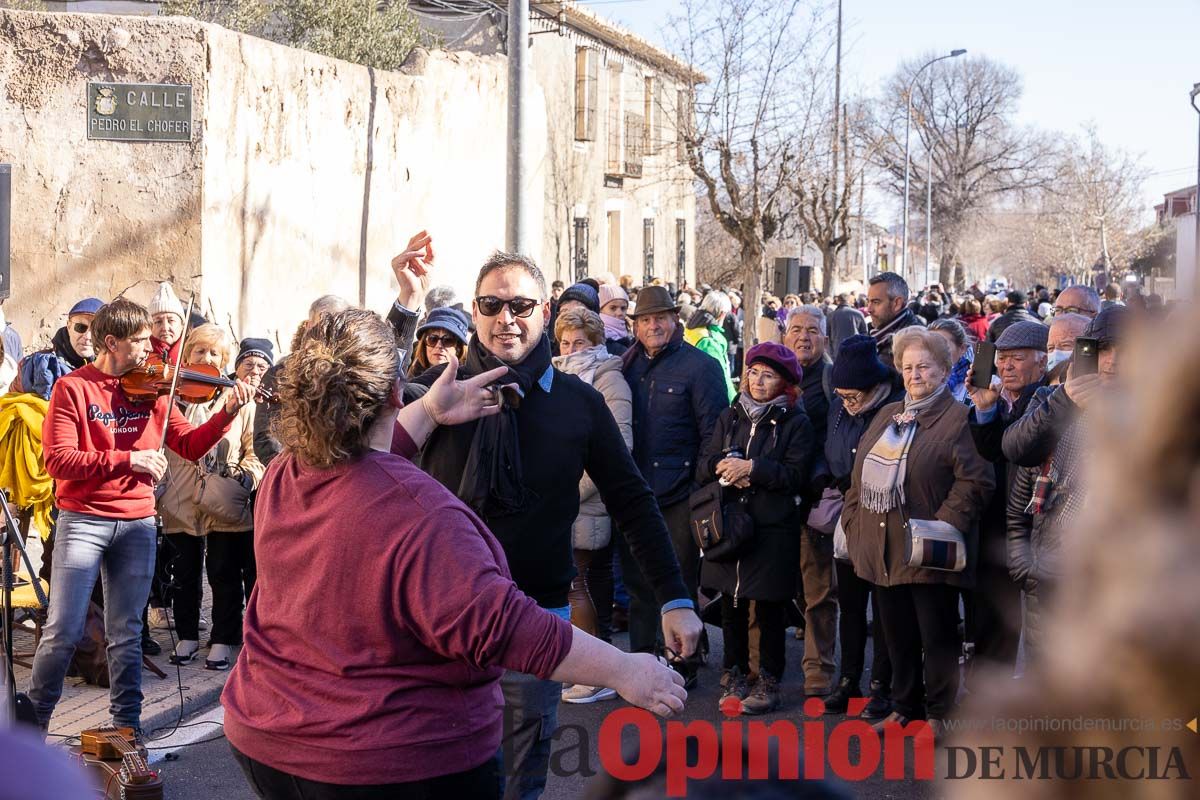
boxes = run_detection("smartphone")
[1073,337,1099,376]
[970,341,996,390]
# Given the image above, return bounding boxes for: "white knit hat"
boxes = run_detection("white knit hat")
[148,282,184,319]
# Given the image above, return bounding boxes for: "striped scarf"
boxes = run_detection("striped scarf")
[860,385,946,513]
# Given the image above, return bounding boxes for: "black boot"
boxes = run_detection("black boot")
[141,609,161,656]
[861,679,892,720]
[823,676,862,715]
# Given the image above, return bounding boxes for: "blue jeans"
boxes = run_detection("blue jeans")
[28,511,157,729]
[497,606,569,800]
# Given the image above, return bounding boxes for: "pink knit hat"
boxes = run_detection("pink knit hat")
[598,284,628,309]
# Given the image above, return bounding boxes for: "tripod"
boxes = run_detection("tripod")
[0,489,48,725]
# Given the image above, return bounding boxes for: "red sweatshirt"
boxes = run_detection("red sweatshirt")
[42,364,235,519]
[221,448,573,786]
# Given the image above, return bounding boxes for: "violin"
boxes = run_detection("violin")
[120,353,275,405]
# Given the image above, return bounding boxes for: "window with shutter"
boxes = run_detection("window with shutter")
[574,48,598,142]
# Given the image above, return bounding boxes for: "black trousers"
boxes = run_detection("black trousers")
[232,744,498,800]
[207,530,256,645]
[875,582,960,720]
[969,560,1022,677]
[585,538,614,643]
[164,530,256,644]
[721,595,787,679]
[617,500,694,654]
[163,533,205,641]
[834,560,891,688]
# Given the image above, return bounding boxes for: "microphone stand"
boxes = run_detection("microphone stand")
[0,489,48,725]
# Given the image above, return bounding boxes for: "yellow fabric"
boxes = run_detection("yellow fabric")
[10,579,50,609]
[0,393,54,539]
[683,326,707,347]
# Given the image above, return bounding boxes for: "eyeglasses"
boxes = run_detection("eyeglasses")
[835,390,866,405]
[423,333,459,348]
[475,296,539,318]
[1054,305,1097,316]
[72,323,90,334]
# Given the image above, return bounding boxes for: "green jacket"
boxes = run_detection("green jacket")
[684,321,736,403]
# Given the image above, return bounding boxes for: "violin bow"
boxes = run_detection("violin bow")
[155,293,197,455]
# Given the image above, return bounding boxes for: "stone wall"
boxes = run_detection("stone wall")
[0,8,529,354]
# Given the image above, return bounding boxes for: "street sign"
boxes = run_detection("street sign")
[86,82,193,143]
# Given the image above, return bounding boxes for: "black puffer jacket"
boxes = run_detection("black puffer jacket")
[697,400,816,602]
[1001,385,1077,468]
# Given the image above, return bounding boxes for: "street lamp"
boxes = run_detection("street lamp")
[1191,82,1200,295]
[901,48,966,287]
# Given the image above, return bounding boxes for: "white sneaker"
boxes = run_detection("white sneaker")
[561,684,618,704]
[205,643,233,671]
[147,607,173,630]
[169,640,199,665]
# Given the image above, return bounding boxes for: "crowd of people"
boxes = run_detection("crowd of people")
[0,237,1168,798]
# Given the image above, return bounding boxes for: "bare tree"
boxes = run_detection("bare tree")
[672,0,826,339]
[869,54,1053,288]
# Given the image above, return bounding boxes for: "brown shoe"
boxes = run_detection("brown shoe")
[870,710,912,735]
[741,672,781,716]
[719,667,750,714]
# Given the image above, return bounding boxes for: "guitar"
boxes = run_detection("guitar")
[77,726,164,800]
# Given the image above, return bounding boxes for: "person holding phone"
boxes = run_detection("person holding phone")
[963,321,1050,679]
[1003,305,1128,651]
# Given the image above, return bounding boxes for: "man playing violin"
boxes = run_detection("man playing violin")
[27,297,256,737]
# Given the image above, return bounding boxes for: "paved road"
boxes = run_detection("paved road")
[152,623,936,799]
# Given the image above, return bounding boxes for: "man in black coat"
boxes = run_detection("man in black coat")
[986,290,1042,343]
[866,272,925,370]
[416,257,699,800]
[780,305,837,694]
[621,286,727,673]
[828,292,868,357]
[965,320,1049,677]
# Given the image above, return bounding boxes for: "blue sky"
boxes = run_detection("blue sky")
[594,0,1200,219]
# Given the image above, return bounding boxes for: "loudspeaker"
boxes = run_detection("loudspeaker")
[797,264,813,294]
[0,164,10,301]
[771,258,814,297]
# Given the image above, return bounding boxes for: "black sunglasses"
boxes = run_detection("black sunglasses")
[72,323,91,334]
[423,333,459,347]
[475,296,539,318]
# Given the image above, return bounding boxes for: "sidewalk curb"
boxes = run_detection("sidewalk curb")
[140,666,228,737]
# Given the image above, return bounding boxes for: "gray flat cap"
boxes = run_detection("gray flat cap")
[995,320,1049,351]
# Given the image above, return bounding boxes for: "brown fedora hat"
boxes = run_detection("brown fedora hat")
[628,285,680,318]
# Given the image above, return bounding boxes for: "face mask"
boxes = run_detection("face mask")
[1046,349,1071,373]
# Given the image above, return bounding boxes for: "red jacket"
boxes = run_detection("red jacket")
[42,364,235,519]
[960,314,990,344]
[221,447,573,786]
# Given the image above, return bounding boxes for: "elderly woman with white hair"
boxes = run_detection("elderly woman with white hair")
[842,326,994,738]
[159,323,267,670]
[684,289,736,402]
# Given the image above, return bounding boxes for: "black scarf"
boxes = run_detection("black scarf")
[456,333,551,517]
[51,326,87,370]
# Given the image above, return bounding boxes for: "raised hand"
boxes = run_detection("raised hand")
[391,231,435,310]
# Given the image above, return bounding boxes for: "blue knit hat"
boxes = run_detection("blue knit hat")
[558,282,600,313]
[831,334,892,390]
[236,337,275,367]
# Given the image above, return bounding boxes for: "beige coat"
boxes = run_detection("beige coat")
[552,349,633,550]
[159,392,264,535]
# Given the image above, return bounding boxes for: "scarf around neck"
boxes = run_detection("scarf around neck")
[601,313,628,342]
[553,343,612,385]
[737,391,790,425]
[455,334,551,518]
[860,384,945,514]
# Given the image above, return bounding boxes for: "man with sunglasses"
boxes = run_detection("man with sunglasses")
[413,253,699,800]
[10,297,103,398]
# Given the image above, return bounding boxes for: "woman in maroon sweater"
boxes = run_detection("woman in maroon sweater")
[222,309,686,799]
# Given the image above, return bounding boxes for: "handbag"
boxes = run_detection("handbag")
[903,518,967,573]
[193,457,253,528]
[806,487,844,534]
[689,481,755,563]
